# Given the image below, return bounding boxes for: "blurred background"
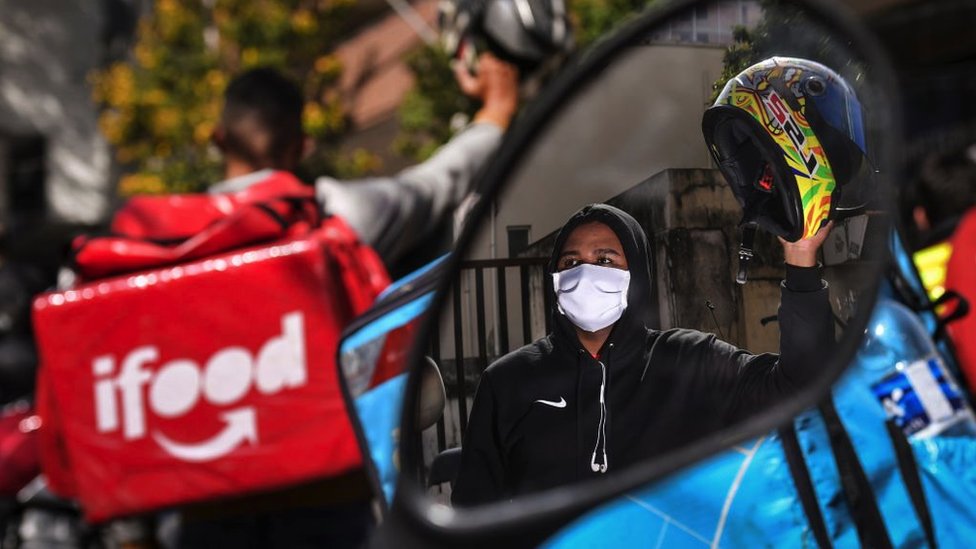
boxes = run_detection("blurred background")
[1,0,973,279]
[0,0,655,276]
[1,0,970,396]
[2,0,976,543]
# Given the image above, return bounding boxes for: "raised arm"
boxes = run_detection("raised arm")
[694,223,835,421]
[315,53,518,268]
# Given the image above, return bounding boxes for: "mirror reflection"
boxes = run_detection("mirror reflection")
[410,0,889,508]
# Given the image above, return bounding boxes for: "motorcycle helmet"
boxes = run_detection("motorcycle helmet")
[702,57,870,243]
[438,0,574,75]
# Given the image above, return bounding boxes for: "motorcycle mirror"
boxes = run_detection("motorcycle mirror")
[338,0,900,545]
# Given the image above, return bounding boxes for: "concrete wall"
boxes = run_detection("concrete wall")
[0,1,115,227]
[522,168,786,354]
[636,168,782,353]
[468,43,726,263]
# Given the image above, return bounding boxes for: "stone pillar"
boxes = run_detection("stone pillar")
[611,168,784,354]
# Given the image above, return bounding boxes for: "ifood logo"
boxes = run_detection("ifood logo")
[91,312,307,462]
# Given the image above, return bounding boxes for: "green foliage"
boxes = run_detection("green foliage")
[710,0,868,103]
[394,45,477,161]
[569,0,652,48]
[93,0,373,196]
[710,25,756,103]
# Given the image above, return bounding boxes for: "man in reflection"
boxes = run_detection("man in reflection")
[453,57,865,505]
[452,204,832,505]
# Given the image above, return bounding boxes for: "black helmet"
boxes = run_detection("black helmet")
[702,57,870,243]
[438,0,574,74]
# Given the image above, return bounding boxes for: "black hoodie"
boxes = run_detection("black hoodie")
[451,204,832,506]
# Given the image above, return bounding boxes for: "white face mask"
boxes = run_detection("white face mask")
[552,264,631,333]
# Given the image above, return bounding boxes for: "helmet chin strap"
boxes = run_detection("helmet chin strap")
[736,223,758,285]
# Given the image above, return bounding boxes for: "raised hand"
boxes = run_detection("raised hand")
[454,52,519,130]
[779,221,834,267]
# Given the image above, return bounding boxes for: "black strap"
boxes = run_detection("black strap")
[885,420,937,548]
[818,399,893,549]
[779,423,833,549]
[253,202,291,230]
[736,223,757,285]
[929,289,969,341]
[255,197,322,230]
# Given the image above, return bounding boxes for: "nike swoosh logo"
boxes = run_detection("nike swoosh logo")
[534,397,567,408]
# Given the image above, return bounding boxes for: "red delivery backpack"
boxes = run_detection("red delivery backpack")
[32,171,390,522]
[0,401,40,497]
[946,209,976,393]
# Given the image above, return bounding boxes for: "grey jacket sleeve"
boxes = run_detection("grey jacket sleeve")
[315,122,504,266]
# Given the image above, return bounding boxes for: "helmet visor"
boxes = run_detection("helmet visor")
[807,77,867,157]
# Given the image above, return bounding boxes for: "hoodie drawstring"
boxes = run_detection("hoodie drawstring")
[590,358,609,473]
[589,341,612,474]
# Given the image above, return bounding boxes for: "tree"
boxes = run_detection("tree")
[394,46,478,162]
[92,0,374,196]
[711,0,869,102]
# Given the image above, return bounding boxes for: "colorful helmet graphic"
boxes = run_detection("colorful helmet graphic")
[702,57,869,242]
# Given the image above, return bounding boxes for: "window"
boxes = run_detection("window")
[507,225,530,257]
[6,135,46,218]
[642,0,759,45]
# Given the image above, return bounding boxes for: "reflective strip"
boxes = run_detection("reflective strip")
[913,241,953,302]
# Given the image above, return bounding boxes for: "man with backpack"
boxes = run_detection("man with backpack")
[194,53,517,547]
[86,52,518,549]
[209,54,518,272]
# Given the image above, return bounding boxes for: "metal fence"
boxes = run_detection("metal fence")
[423,256,550,468]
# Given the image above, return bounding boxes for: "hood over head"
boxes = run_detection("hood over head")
[547,204,654,347]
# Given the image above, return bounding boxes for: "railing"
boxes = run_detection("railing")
[424,256,550,467]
